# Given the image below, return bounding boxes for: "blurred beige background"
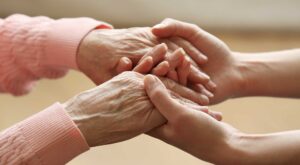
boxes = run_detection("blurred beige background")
[1,1,300,165]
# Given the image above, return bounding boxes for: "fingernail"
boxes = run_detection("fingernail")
[203,73,210,80]
[208,81,217,90]
[145,75,157,89]
[179,48,186,55]
[199,95,209,105]
[160,43,168,50]
[145,56,153,63]
[122,57,131,64]
[153,23,167,29]
[207,92,214,98]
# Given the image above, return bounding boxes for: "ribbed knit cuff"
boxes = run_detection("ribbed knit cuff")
[43,18,112,69]
[19,102,89,165]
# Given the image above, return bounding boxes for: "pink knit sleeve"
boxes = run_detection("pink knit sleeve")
[0,14,112,95]
[0,103,89,165]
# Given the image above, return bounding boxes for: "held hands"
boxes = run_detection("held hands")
[64,41,222,147]
[144,75,237,164]
[152,18,246,104]
[77,19,247,104]
[63,71,220,147]
[76,27,216,100]
[73,19,246,162]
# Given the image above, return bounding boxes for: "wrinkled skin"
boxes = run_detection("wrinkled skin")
[77,28,157,84]
[64,71,217,147]
[77,27,212,90]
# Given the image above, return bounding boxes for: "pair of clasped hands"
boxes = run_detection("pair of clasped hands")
[65,18,247,164]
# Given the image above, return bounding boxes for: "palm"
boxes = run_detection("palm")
[150,18,244,104]
[200,42,243,104]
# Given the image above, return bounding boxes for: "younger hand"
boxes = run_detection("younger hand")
[144,75,232,164]
[152,19,245,104]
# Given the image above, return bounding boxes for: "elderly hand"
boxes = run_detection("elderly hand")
[152,19,246,104]
[63,71,221,147]
[76,27,215,98]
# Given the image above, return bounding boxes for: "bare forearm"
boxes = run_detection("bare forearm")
[222,130,300,164]
[235,49,300,97]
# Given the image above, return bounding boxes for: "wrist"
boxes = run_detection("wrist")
[43,18,107,70]
[214,131,255,164]
[232,52,264,97]
[222,52,249,99]
[63,100,90,146]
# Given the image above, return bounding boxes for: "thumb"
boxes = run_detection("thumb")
[152,19,173,38]
[152,18,194,39]
[116,57,133,74]
[144,75,182,120]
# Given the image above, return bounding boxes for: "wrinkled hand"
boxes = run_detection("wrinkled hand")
[152,19,245,104]
[144,75,235,164]
[77,27,215,97]
[63,71,220,147]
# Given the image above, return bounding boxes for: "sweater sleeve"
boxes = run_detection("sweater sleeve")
[0,14,112,96]
[0,103,89,165]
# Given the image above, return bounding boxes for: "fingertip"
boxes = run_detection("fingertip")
[152,61,170,76]
[206,80,217,92]
[209,111,223,121]
[146,56,154,64]
[116,57,133,73]
[198,94,209,105]
[215,112,223,121]
[202,55,208,62]
[160,43,168,51]
[144,75,156,91]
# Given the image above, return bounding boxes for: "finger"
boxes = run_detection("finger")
[177,56,191,86]
[208,110,223,121]
[116,57,133,74]
[161,39,180,52]
[152,18,200,38]
[151,61,170,76]
[144,75,183,120]
[189,105,222,121]
[167,70,178,82]
[166,48,185,70]
[152,18,218,51]
[205,80,217,93]
[139,43,168,66]
[133,56,153,73]
[190,84,214,98]
[170,37,207,64]
[152,18,226,58]
[160,77,209,105]
[188,66,210,84]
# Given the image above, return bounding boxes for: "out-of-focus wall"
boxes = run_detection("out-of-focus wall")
[1,0,300,31]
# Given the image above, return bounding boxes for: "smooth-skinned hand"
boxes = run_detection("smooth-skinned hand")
[144,74,236,164]
[152,18,246,104]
